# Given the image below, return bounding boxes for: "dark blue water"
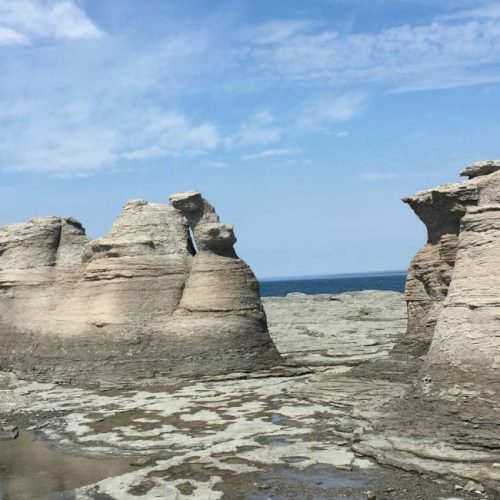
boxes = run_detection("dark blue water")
[259,272,407,297]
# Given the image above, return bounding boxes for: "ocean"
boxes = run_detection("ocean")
[259,271,407,297]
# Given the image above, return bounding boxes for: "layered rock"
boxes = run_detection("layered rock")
[0,193,282,385]
[421,168,500,388]
[395,160,500,356]
[351,163,500,488]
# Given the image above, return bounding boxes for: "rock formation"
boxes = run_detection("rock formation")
[395,160,500,356]
[0,193,282,386]
[421,164,500,389]
[348,163,500,490]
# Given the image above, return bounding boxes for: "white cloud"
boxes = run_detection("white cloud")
[0,0,102,44]
[241,148,298,161]
[245,12,500,91]
[4,3,500,178]
[0,103,220,176]
[439,3,500,21]
[241,20,316,45]
[0,18,224,177]
[1,118,118,176]
[0,26,28,45]
[297,93,367,130]
[121,110,220,160]
[227,111,282,148]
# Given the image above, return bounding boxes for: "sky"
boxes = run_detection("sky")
[0,0,499,278]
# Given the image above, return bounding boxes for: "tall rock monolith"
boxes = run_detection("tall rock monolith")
[395,160,500,356]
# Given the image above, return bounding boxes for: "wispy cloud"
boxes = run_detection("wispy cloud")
[120,110,219,160]
[244,10,500,91]
[297,93,367,130]
[0,102,219,176]
[438,3,500,21]
[0,26,28,45]
[0,10,224,177]
[226,111,282,148]
[3,1,500,178]
[240,19,317,45]
[0,0,103,45]
[241,148,298,161]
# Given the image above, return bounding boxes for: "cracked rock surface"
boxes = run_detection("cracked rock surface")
[0,291,489,499]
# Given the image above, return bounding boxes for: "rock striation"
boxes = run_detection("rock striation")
[0,193,282,386]
[355,162,500,488]
[421,165,500,389]
[395,160,500,356]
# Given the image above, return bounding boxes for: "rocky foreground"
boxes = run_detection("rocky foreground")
[1,291,497,499]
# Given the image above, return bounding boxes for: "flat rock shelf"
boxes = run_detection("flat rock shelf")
[0,291,492,500]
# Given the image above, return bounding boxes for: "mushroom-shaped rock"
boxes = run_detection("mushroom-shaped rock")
[395,166,500,356]
[354,164,500,479]
[0,193,282,386]
[395,182,479,355]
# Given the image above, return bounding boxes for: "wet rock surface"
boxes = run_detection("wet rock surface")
[0,291,490,499]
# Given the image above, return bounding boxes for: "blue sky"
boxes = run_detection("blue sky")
[1,0,499,278]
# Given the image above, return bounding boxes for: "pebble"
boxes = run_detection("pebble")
[463,480,484,493]
[0,429,18,441]
[129,456,158,467]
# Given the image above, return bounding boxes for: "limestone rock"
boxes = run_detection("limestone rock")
[0,193,282,385]
[422,176,500,388]
[368,164,500,482]
[395,168,500,356]
[460,159,500,179]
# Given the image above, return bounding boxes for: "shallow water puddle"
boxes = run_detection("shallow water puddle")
[0,431,136,499]
[226,463,379,500]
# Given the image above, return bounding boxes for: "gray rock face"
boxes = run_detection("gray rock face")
[422,170,500,388]
[396,163,500,356]
[460,159,500,179]
[0,193,282,386]
[372,164,500,482]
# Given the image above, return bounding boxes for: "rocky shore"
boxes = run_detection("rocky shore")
[1,161,499,499]
[0,290,495,499]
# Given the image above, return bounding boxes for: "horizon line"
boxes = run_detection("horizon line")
[258,269,407,282]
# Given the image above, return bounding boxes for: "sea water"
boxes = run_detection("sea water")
[259,271,406,297]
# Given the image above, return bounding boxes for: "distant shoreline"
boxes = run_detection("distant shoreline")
[259,270,407,282]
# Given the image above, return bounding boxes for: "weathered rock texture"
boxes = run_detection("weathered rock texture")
[357,162,500,489]
[422,167,500,389]
[395,160,500,356]
[0,193,281,385]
